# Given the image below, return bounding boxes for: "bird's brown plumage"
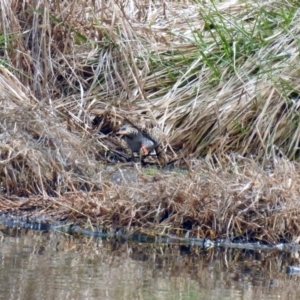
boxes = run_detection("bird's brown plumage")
[118,117,164,157]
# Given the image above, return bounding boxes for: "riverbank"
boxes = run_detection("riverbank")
[1,0,300,243]
[1,157,299,244]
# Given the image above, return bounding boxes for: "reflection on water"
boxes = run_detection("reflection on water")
[0,227,300,300]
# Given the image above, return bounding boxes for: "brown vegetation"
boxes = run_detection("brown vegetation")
[1,0,300,243]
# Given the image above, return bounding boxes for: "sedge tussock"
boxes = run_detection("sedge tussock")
[1,0,300,242]
[2,157,300,243]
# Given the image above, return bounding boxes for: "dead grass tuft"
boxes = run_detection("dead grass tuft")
[2,157,300,243]
[1,0,300,242]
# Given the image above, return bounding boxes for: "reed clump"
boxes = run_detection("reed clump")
[1,0,300,242]
[2,157,300,243]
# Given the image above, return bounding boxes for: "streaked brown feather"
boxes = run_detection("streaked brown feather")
[118,117,164,155]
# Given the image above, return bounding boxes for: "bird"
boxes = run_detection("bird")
[117,117,164,161]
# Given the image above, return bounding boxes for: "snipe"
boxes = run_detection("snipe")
[118,117,164,161]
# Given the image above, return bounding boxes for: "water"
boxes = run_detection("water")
[0,227,300,300]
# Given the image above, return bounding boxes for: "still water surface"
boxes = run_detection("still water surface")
[0,227,300,300]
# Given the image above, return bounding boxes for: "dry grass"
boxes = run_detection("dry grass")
[1,0,300,242]
[2,157,300,243]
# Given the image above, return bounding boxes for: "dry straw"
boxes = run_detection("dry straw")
[1,0,300,242]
